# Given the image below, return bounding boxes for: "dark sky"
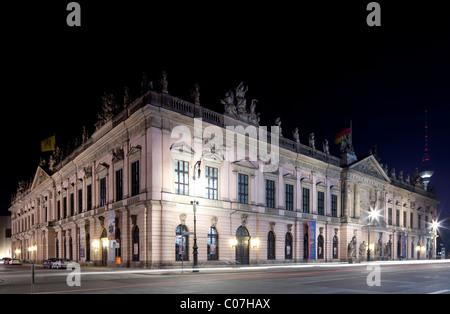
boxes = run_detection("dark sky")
[1,1,449,222]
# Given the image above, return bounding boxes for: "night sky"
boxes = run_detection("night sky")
[2,0,449,234]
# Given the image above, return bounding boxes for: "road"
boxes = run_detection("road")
[1,260,450,295]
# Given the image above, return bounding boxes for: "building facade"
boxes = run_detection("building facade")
[0,216,11,258]
[9,75,439,267]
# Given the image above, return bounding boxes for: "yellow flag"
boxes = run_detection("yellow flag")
[41,135,55,152]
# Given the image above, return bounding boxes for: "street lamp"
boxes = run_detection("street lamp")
[191,160,201,272]
[430,220,440,260]
[367,204,379,262]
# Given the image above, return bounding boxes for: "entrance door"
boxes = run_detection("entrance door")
[102,244,108,266]
[235,226,250,265]
[100,228,107,267]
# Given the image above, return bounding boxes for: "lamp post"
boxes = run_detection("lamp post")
[431,220,440,260]
[192,160,201,272]
[367,202,378,262]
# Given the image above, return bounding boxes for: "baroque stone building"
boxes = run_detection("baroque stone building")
[9,74,439,267]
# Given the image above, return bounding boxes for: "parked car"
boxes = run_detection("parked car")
[9,259,21,265]
[0,257,12,264]
[43,258,57,269]
[51,258,71,269]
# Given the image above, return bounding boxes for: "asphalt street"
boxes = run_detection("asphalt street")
[1,260,449,295]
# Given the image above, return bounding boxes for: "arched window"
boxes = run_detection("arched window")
[285,233,292,259]
[207,227,218,261]
[132,226,140,261]
[333,235,339,259]
[317,235,324,259]
[236,226,249,237]
[267,231,276,260]
[176,225,189,261]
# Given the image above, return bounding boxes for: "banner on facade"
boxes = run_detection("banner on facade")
[108,211,116,262]
[402,232,406,259]
[309,221,316,260]
[79,226,85,259]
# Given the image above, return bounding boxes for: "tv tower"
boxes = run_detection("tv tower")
[419,109,433,191]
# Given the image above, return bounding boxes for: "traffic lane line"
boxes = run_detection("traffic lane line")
[31,262,450,294]
[33,267,372,294]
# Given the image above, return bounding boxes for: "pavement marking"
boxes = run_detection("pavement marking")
[427,289,450,294]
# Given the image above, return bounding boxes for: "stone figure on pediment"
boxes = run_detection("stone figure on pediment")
[309,133,315,149]
[123,86,131,107]
[275,118,282,136]
[191,83,200,105]
[159,71,168,93]
[293,128,300,143]
[235,81,248,114]
[323,139,329,154]
[221,82,260,125]
[141,71,150,95]
[82,126,89,144]
[221,90,236,115]
[249,99,260,124]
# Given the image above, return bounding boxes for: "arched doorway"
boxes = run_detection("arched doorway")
[86,233,90,261]
[333,235,339,259]
[100,228,107,266]
[317,235,324,259]
[303,233,309,260]
[235,226,250,265]
[267,231,275,260]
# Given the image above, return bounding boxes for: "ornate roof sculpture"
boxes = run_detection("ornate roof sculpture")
[221,81,260,125]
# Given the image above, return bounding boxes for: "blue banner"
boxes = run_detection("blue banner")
[309,221,316,260]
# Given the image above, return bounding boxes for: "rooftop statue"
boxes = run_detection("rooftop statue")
[221,81,259,125]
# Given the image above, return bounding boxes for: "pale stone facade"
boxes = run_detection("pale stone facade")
[9,77,439,267]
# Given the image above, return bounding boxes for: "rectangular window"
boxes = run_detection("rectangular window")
[174,160,189,195]
[403,211,407,228]
[205,166,218,200]
[116,169,123,201]
[317,191,325,215]
[131,161,140,196]
[410,213,414,228]
[100,177,106,207]
[70,193,74,216]
[331,194,338,217]
[418,214,422,230]
[238,173,248,204]
[57,200,60,220]
[63,197,67,218]
[302,188,310,213]
[78,189,83,213]
[266,180,275,208]
[388,208,393,225]
[285,184,293,211]
[87,184,92,210]
[396,209,400,227]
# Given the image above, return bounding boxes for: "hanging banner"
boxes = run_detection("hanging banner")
[108,210,116,262]
[79,226,85,259]
[402,232,406,259]
[309,221,316,260]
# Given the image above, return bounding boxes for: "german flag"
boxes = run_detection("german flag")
[334,123,351,145]
[41,135,55,152]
